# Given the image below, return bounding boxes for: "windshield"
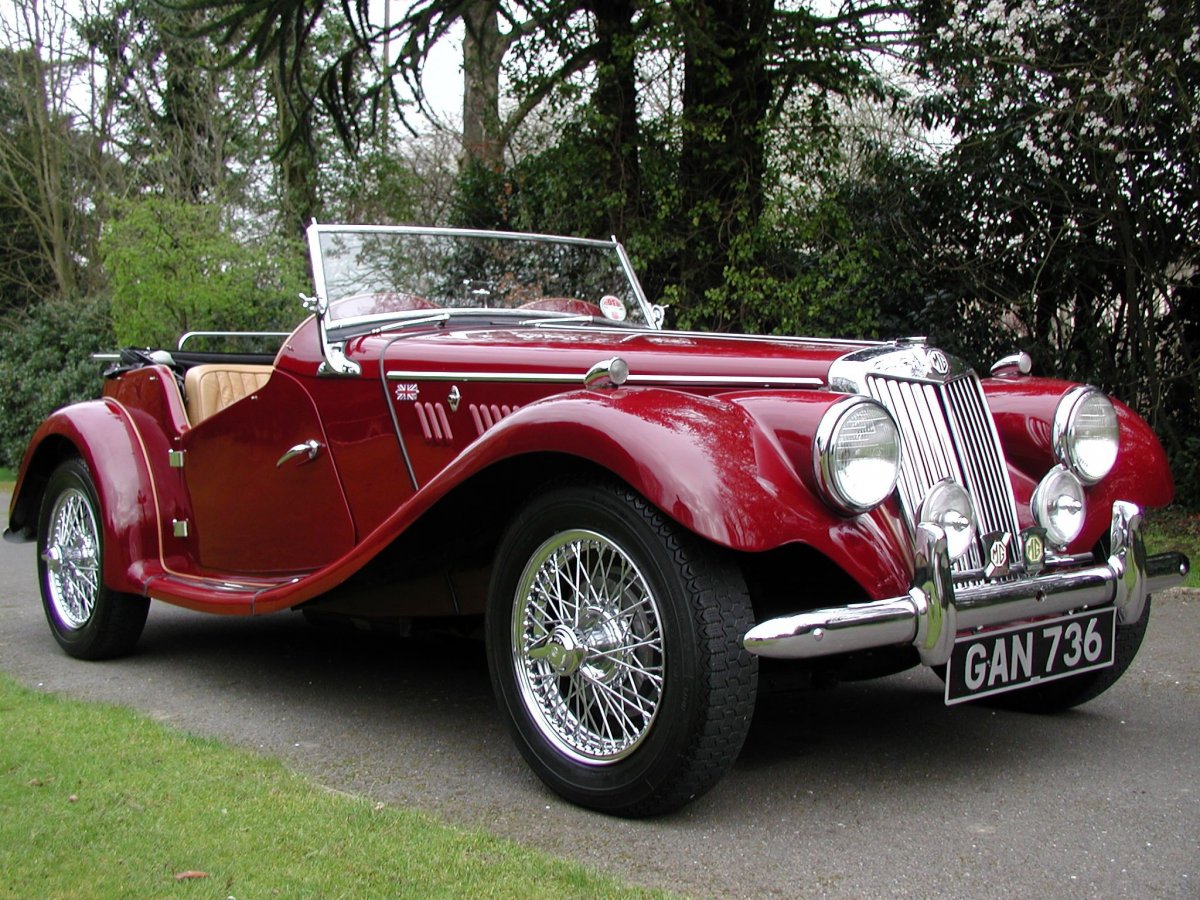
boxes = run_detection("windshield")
[307,225,657,330]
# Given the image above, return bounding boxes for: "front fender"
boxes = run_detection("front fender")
[6,400,159,595]
[984,379,1174,552]
[246,386,915,614]
[426,388,915,599]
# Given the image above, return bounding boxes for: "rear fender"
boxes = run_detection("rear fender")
[6,400,160,595]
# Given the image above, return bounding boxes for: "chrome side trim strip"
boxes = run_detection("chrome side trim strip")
[385,370,823,388]
[743,502,1190,665]
[387,370,590,385]
[628,374,823,388]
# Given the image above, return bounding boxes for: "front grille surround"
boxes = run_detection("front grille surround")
[866,373,1021,577]
[829,343,1022,581]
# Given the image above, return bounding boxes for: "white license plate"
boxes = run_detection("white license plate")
[944,608,1116,705]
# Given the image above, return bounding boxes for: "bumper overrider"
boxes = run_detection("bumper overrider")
[743,501,1191,666]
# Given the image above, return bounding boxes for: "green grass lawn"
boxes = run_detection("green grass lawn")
[0,674,666,899]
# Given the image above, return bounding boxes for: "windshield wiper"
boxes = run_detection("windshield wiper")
[522,316,638,330]
[368,312,451,336]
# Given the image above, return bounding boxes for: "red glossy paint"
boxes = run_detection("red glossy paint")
[6,309,1178,619]
[10,400,159,596]
[179,369,356,574]
[242,388,915,615]
[102,366,194,576]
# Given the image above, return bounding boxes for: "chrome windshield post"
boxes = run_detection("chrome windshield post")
[304,222,362,377]
[612,236,661,330]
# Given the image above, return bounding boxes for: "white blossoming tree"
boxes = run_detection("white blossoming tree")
[914,0,1199,493]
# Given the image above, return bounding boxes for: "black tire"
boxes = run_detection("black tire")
[37,459,149,660]
[486,480,757,816]
[982,600,1151,713]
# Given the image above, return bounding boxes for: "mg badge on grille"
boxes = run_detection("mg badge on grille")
[1021,528,1047,574]
[927,349,950,376]
[982,531,1012,579]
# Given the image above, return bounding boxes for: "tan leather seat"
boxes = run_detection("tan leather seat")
[185,364,273,425]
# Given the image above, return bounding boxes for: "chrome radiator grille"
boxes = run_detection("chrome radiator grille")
[866,372,1021,576]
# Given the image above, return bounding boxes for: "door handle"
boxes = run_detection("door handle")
[276,439,322,468]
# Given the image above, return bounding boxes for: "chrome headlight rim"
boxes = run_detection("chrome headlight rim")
[813,396,902,516]
[1031,464,1086,548]
[1052,386,1119,485]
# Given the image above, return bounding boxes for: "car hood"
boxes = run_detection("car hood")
[358,324,874,388]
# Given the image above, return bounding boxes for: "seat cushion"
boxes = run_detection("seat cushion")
[184,364,273,425]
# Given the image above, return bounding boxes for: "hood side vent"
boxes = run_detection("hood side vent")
[470,403,520,437]
[415,402,454,444]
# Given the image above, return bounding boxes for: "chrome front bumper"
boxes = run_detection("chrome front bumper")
[743,502,1191,666]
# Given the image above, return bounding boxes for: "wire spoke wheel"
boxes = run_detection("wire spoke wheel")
[37,459,149,660]
[42,486,102,630]
[514,529,664,764]
[487,480,757,816]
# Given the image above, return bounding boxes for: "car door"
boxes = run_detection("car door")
[180,369,355,574]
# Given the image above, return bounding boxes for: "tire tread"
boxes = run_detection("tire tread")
[610,487,757,816]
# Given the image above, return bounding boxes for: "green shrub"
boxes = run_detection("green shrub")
[0,294,115,468]
[101,198,307,347]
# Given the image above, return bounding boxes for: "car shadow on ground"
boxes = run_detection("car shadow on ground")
[114,603,1111,822]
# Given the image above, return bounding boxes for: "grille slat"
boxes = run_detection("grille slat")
[868,372,1021,580]
[945,378,1020,543]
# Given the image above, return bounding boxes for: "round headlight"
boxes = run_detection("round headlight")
[918,480,977,560]
[1032,465,1086,548]
[1053,387,1118,484]
[814,398,901,514]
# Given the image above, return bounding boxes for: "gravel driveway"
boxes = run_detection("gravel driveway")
[2,493,1196,897]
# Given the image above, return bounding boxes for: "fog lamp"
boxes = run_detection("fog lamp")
[1031,465,1086,548]
[918,480,977,560]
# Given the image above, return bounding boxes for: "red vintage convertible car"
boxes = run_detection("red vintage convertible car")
[5,224,1190,815]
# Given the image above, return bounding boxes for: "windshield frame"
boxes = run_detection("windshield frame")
[305,223,661,344]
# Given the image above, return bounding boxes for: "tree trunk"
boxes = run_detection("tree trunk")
[16,38,75,297]
[677,0,773,324]
[273,61,319,235]
[586,0,641,239]
[461,0,506,169]
[160,10,223,202]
